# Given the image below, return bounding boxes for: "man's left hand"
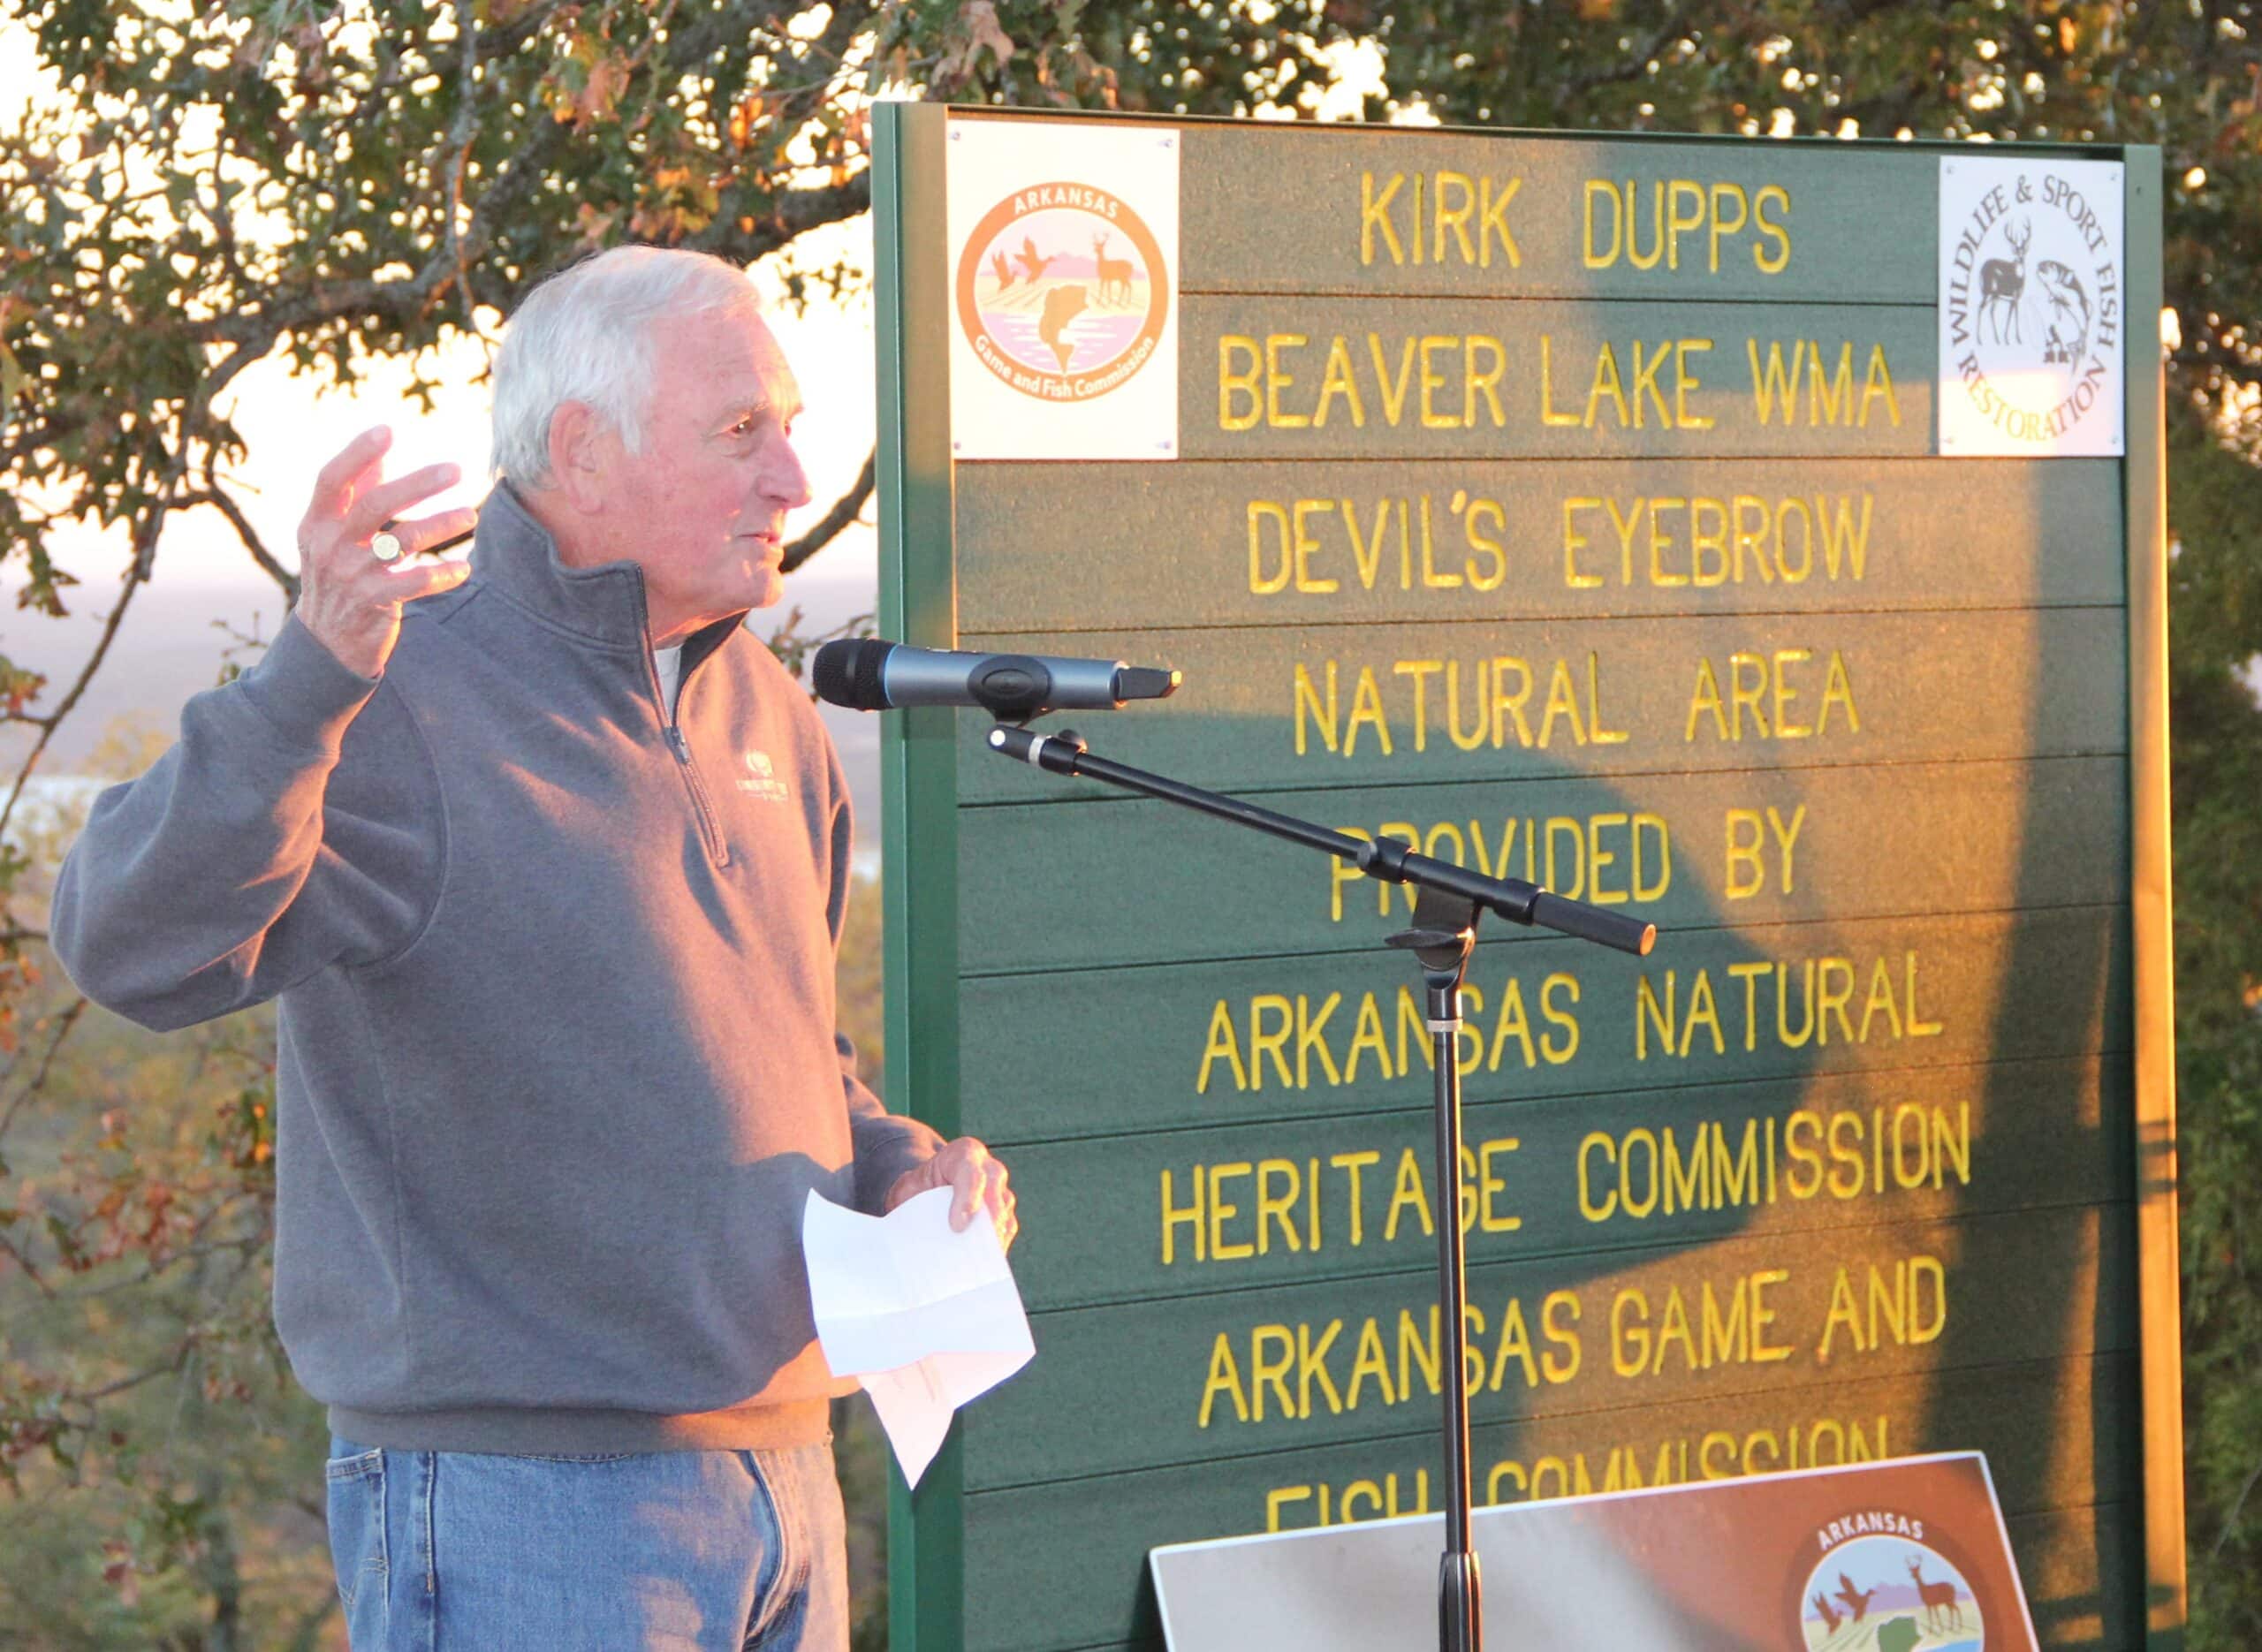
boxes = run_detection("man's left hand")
[885,1137,1017,1253]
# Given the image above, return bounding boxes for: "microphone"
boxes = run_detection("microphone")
[812,639,1181,719]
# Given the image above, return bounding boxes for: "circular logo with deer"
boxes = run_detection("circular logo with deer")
[1940,163,2121,450]
[953,184,1170,404]
[1799,1530,1984,1652]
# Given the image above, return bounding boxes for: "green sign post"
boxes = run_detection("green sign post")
[874,104,2182,1652]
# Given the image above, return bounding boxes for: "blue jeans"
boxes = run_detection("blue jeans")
[324,1432,848,1650]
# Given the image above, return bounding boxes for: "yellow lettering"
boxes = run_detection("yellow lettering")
[1707,182,1747,271]
[1256,1158,1303,1254]
[1432,171,1476,263]
[1162,1167,1204,1264]
[1361,171,1405,266]
[1219,336,1263,431]
[1583,178,1620,268]
[1385,1148,1434,1241]
[1265,333,1310,428]
[1314,336,1367,428]
[1752,185,1791,272]
[1210,1162,1254,1261]
[1197,999,1248,1094]
[1199,1333,1249,1426]
[1479,175,1522,266]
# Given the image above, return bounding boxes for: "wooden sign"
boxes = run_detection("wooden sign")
[872,106,2180,1652]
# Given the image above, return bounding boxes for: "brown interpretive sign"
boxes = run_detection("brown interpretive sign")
[873,106,2180,1652]
[1151,1452,2042,1651]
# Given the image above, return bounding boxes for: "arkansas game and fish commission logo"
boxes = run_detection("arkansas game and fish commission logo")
[1939,158,2122,452]
[953,182,1171,404]
[1797,1509,1985,1652]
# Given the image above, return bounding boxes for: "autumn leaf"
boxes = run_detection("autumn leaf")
[575,53,627,126]
[965,0,1016,66]
[573,201,619,248]
[0,655,46,717]
[728,91,765,149]
[934,0,1018,86]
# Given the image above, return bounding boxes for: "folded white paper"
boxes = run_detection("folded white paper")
[801,1186,1035,1487]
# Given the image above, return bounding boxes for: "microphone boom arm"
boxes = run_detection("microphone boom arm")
[986,724,1655,957]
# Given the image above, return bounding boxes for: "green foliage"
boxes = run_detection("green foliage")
[2165,425,2262,1650]
[1340,0,2262,442]
[0,974,335,1647]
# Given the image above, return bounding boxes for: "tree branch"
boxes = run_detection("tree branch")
[0,997,87,1148]
[148,3,883,355]
[0,1229,56,1300]
[0,469,171,846]
[2213,1452,2262,1563]
[60,1232,268,1302]
[472,0,577,60]
[184,476,300,602]
[688,172,875,265]
[442,0,484,341]
[75,1344,193,1405]
[780,448,874,573]
[1551,14,1691,121]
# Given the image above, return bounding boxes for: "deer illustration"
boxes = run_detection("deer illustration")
[1978,214,2031,345]
[1091,234,1135,305]
[1810,1589,1842,1636]
[1909,1556,1966,1633]
[1833,1572,1877,1624]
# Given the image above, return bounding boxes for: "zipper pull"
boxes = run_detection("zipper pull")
[667,725,691,762]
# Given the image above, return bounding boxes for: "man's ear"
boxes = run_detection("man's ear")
[545,401,610,514]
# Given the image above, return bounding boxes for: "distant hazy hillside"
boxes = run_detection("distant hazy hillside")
[0,571,884,856]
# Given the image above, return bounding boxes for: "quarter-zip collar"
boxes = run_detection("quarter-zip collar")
[470,480,651,649]
[468,480,749,673]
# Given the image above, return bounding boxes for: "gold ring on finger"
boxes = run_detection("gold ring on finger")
[371,519,404,563]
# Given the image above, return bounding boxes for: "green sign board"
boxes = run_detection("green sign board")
[873,105,2182,1652]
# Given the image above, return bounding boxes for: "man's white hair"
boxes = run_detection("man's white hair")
[490,246,762,489]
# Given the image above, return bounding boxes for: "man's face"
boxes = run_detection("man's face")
[583,302,812,643]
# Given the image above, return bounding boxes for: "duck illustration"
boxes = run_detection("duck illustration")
[1833,1572,1877,1624]
[989,249,1016,292]
[1810,1590,1842,1635]
[1011,235,1059,284]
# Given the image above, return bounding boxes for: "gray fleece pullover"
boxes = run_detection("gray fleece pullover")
[49,483,939,1453]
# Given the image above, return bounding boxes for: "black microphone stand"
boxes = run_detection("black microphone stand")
[984,723,1655,1652]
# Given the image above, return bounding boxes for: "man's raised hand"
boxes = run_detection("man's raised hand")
[295,425,479,679]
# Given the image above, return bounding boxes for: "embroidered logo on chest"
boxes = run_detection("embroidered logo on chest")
[737,748,790,803]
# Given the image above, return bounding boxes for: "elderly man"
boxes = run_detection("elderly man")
[48,246,1012,1650]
